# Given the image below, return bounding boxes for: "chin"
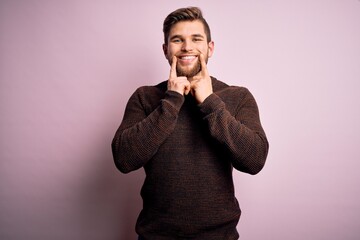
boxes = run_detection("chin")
[177,64,201,78]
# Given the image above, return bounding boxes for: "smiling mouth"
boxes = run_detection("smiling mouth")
[177,55,198,65]
[179,55,197,60]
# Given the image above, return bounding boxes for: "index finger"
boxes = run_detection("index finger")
[170,56,177,78]
[199,53,209,76]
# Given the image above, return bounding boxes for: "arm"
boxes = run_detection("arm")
[111,88,184,173]
[113,56,193,173]
[199,89,269,175]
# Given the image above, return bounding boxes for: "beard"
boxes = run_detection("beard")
[176,58,202,78]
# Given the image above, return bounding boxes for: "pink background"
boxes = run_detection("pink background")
[1,0,360,239]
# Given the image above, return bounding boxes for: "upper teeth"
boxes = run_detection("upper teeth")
[181,56,196,60]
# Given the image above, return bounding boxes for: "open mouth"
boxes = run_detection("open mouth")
[179,55,196,60]
[178,55,198,64]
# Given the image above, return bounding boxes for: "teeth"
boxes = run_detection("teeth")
[180,56,196,60]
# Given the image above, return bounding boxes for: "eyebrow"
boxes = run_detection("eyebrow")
[192,34,205,38]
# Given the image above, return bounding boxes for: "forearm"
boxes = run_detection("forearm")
[112,90,184,173]
[200,93,269,175]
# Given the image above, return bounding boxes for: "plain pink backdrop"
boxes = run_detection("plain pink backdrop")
[1,0,359,239]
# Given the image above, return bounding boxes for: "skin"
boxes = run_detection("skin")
[163,20,215,103]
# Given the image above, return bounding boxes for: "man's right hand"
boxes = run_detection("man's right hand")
[167,56,191,96]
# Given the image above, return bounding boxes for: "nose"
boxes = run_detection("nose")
[181,39,193,52]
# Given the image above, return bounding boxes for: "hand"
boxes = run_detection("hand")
[167,56,191,96]
[189,53,213,103]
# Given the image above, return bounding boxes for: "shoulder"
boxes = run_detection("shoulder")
[129,81,168,112]
[210,77,259,115]
[211,77,253,101]
[135,80,167,95]
[130,80,168,102]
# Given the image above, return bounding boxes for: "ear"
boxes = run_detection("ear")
[162,44,169,59]
[207,41,215,58]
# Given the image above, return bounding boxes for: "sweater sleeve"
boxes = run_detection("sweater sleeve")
[199,89,269,175]
[112,88,184,173]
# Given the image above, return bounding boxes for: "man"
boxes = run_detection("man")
[112,7,269,240]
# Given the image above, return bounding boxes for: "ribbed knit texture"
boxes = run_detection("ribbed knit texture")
[112,77,269,239]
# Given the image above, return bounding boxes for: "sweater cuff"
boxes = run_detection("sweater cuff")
[198,93,224,115]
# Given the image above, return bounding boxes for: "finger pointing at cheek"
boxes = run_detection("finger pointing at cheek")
[170,56,177,78]
[199,53,209,77]
[168,56,190,96]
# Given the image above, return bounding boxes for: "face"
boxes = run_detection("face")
[163,20,214,78]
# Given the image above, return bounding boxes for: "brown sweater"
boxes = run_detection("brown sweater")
[112,77,269,239]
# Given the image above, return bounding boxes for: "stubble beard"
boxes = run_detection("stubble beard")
[176,59,202,78]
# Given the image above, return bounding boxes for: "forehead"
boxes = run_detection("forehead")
[169,20,206,37]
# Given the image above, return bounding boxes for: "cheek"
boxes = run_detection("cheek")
[165,50,174,60]
[199,45,210,54]
[165,45,175,58]
[201,47,212,57]
[167,48,176,58]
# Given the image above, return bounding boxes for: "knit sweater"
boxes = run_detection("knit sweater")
[112,77,269,239]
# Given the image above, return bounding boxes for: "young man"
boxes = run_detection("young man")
[112,7,269,240]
